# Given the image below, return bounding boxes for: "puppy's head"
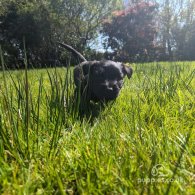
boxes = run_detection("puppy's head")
[74,60,133,101]
[89,61,132,101]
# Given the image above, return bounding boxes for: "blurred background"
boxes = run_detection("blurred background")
[0,0,195,68]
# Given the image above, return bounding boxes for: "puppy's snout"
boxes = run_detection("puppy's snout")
[107,82,119,91]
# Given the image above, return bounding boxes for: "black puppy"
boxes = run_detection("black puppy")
[58,43,133,101]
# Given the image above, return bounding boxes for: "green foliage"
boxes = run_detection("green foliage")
[158,0,195,60]
[0,0,56,67]
[49,0,122,45]
[0,59,194,194]
[0,0,122,68]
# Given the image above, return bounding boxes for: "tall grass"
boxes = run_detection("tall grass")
[0,51,194,194]
[0,48,79,160]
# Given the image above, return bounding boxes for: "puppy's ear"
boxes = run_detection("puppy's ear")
[122,64,133,79]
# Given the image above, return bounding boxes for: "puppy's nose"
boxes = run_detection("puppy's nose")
[107,84,114,91]
[108,82,119,91]
[107,84,113,91]
[113,84,119,91]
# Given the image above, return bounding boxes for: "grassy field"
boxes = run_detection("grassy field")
[0,61,194,194]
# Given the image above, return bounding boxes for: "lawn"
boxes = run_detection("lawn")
[0,62,194,194]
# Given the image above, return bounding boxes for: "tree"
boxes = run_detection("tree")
[185,23,195,60]
[0,0,57,68]
[172,0,195,60]
[102,1,158,62]
[156,0,195,60]
[0,0,122,68]
[50,0,122,47]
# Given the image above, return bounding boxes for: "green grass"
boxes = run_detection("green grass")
[0,61,194,194]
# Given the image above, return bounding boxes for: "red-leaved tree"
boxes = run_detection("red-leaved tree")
[102,1,158,62]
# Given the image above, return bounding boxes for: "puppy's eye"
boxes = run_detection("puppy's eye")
[94,67,104,75]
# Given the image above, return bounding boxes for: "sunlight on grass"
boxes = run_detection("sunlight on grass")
[0,60,194,194]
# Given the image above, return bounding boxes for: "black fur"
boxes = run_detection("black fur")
[59,43,133,101]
